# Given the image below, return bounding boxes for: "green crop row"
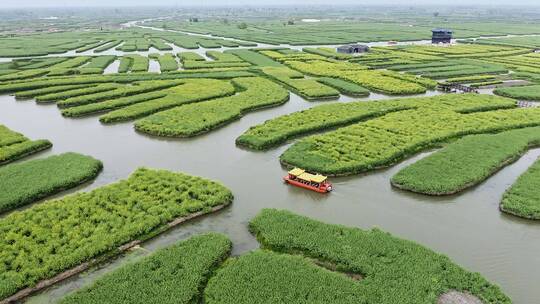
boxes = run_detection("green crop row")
[178,52,206,62]
[494,84,540,101]
[280,96,540,175]
[134,77,289,137]
[99,79,235,123]
[57,80,183,108]
[0,153,102,213]
[14,84,96,100]
[149,53,179,72]
[93,40,123,53]
[0,125,52,165]
[391,127,540,195]
[61,91,167,117]
[469,80,503,88]
[61,233,231,304]
[0,70,254,94]
[35,84,120,103]
[316,77,370,96]
[224,49,283,67]
[237,94,504,150]
[260,66,339,100]
[118,55,149,73]
[204,209,510,304]
[302,47,353,60]
[0,168,233,300]
[501,158,540,220]
[0,69,49,82]
[284,60,426,94]
[444,75,498,84]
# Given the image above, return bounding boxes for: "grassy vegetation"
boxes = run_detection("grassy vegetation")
[98,79,235,123]
[57,81,182,108]
[61,233,231,304]
[316,77,369,96]
[35,84,120,103]
[0,168,233,300]
[391,127,540,195]
[0,125,52,165]
[13,84,92,100]
[149,53,179,72]
[277,95,540,175]
[118,55,149,73]
[204,209,510,304]
[237,94,510,150]
[501,159,540,220]
[225,49,283,67]
[135,77,289,137]
[494,85,540,101]
[260,66,339,100]
[0,153,102,213]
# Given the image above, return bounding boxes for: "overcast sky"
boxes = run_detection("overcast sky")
[1,0,539,8]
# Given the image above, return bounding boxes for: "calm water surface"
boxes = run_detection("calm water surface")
[0,89,539,304]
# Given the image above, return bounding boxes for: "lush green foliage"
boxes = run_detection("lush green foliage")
[0,153,102,213]
[494,85,540,101]
[260,66,339,100]
[316,77,369,96]
[237,94,510,150]
[149,53,179,72]
[392,127,540,195]
[204,209,510,304]
[224,49,283,67]
[135,77,289,137]
[13,85,91,100]
[0,125,52,165]
[99,79,235,123]
[118,55,149,73]
[501,159,540,220]
[0,168,233,300]
[61,233,231,304]
[35,84,120,103]
[278,95,540,175]
[57,81,182,108]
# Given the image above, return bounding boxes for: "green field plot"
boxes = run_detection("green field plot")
[316,77,370,96]
[35,83,121,103]
[118,55,149,73]
[494,84,540,101]
[501,158,540,220]
[391,127,540,195]
[0,125,52,165]
[283,59,428,95]
[0,152,102,213]
[149,53,178,72]
[204,209,510,304]
[280,97,540,176]
[237,94,504,150]
[98,79,235,123]
[0,168,233,301]
[237,93,540,175]
[260,66,339,100]
[61,233,231,304]
[135,77,289,137]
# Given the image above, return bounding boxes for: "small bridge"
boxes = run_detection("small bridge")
[517,100,540,108]
[438,83,479,94]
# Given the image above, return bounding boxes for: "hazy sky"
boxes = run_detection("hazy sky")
[1,0,539,8]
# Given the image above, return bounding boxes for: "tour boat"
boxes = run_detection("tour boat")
[283,168,333,193]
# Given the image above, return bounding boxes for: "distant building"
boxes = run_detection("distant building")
[337,44,370,54]
[432,28,453,44]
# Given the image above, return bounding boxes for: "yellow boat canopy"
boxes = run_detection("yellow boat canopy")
[288,168,305,176]
[289,168,328,183]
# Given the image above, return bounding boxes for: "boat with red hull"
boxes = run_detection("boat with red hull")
[283,168,333,193]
